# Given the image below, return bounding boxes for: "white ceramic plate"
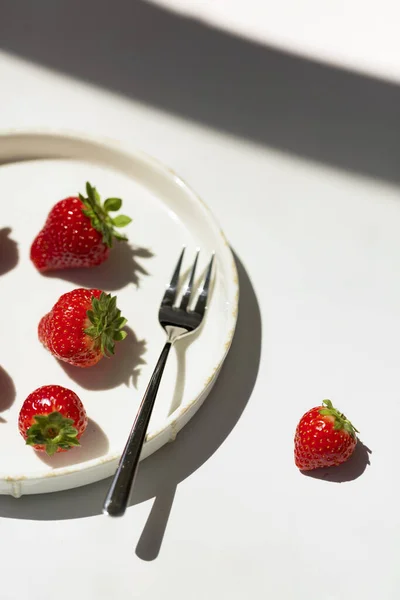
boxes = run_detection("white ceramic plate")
[0,130,238,497]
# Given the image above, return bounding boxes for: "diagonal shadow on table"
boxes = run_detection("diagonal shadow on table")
[0,253,261,561]
[1,0,400,185]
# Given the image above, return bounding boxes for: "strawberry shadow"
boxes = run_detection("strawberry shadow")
[0,365,16,417]
[43,242,153,291]
[58,326,147,391]
[37,418,109,467]
[0,227,18,276]
[301,439,372,482]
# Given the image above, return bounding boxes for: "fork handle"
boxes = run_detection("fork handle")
[103,342,172,517]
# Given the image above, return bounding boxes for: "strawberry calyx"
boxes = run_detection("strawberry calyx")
[79,182,132,248]
[319,399,359,438]
[84,292,128,357]
[25,411,80,456]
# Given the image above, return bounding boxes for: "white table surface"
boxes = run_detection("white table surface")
[0,7,400,597]
[147,0,400,85]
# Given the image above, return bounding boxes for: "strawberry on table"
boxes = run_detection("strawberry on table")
[39,288,128,368]
[294,399,358,471]
[30,182,131,272]
[18,385,88,455]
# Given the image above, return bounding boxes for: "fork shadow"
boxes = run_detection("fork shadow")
[0,227,18,277]
[0,253,261,562]
[59,326,147,390]
[44,242,154,291]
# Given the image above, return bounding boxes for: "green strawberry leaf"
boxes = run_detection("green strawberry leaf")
[79,182,132,248]
[26,411,80,456]
[319,399,359,438]
[104,197,122,211]
[112,215,132,228]
[84,292,128,357]
[113,330,127,341]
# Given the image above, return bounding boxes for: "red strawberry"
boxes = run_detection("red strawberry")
[30,182,131,271]
[39,288,127,368]
[18,385,88,455]
[294,399,358,470]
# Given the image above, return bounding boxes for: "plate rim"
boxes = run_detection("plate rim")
[0,128,239,494]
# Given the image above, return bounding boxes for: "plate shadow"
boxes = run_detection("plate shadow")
[0,252,261,546]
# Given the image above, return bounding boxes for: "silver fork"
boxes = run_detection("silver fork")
[103,248,215,517]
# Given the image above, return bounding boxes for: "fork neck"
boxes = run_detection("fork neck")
[165,325,188,344]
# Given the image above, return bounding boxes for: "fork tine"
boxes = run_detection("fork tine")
[161,247,185,307]
[194,253,215,316]
[180,249,200,310]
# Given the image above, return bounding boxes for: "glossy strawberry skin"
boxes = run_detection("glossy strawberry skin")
[30,196,109,271]
[294,404,357,470]
[39,288,103,368]
[18,385,88,453]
